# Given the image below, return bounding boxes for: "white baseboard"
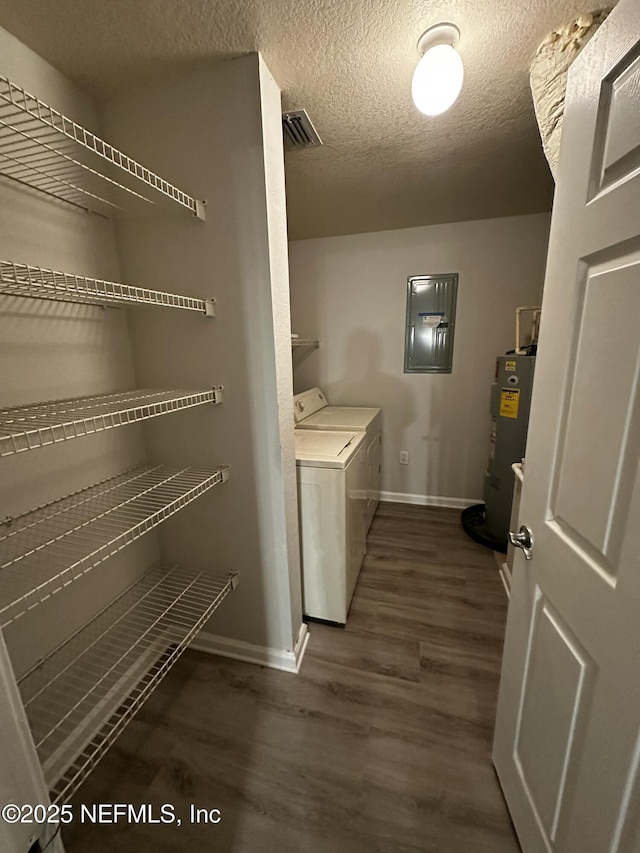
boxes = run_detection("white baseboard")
[379,491,482,510]
[190,622,309,674]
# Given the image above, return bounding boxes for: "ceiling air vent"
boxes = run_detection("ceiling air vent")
[282,109,322,150]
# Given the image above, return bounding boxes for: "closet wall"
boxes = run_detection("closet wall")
[0,25,152,675]
[0,24,302,841]
[0,25,151,852]
[101,54,303,661]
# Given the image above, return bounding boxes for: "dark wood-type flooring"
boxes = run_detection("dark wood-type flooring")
[64,503,520,852]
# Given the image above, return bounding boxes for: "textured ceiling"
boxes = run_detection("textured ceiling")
[0,0,603,239]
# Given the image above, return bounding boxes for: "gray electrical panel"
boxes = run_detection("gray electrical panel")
[404,274,458,373]
[483,355,536,544]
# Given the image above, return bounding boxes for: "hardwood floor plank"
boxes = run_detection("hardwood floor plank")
[63,503,519,852]
[305,621,421,683]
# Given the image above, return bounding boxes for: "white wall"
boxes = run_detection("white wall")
[289,213,551,504]
[0,36,302,849]
[0,25,154,678]
[0,24,147,852]
[258,57,303,638]
[102,54,303,657]
[0,22,301,672]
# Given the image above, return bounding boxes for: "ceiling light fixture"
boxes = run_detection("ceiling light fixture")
[411,22,464,116]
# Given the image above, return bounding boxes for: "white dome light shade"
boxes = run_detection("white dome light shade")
[411,43,464,116]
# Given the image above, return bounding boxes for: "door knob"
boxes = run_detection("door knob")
[509,525,534,560]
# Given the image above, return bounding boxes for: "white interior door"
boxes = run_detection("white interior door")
[493,1,640,851]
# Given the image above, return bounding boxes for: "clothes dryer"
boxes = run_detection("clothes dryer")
[294,387,381,530]
[295,428,367,625]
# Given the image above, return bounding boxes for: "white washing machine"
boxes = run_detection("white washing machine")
[295,428,367,625]
[293,387,382,530]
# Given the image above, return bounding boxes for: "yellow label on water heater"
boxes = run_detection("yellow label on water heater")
[500,388,520,419]
[505,360,517,372]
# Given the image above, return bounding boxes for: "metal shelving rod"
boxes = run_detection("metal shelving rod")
[291,339,320,349]
[0,387,223,458]
[0,75,205,219]
[0,260,216,314]
[18,563,239,804]
[0,464,230,628]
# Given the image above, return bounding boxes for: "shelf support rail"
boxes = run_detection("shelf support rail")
[0,387,224,458]
[0,76,206,219]
[0,464,231,627]
[0,260,215,315]
[17,565,239,804]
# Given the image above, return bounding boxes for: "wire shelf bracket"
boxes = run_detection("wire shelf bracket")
[18,563,238,804]
[0,463,230,627]
[0,260,215,314]
[0,75,206,219]
[0,387,223,458]
[292,339,320,367]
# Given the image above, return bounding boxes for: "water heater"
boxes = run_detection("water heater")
[485,354,536,539]
[462,354,536,551]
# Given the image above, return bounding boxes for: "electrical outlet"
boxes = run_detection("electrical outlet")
[399,450,409,465]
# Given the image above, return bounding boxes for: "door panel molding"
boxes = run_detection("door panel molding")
[549,244,640,585]
[589,42,640,199]
[610,728,640,853]
[514,590,594,845]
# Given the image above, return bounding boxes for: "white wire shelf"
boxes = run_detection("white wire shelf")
[0,75,205,219]
[0,387,223,458]
[0,463,230,627]
[18,563,238,804]
[0,260,215,314]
